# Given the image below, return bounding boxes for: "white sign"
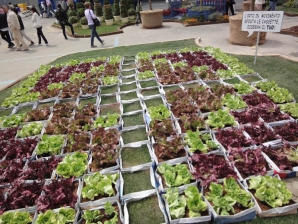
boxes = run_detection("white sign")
[242,11,284,37]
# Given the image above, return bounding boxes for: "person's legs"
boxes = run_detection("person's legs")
[60,22,67,39]
[65,21,75,35]
[37,28,42,44]
[89,24,95,47]
[13,30,28,50]
[267,1,272,10]
[225,3,229,15]
[39,27,48,44]
[229,3,235,15]
[20,30,34,43]
[0,30,14,47]
[49,5,55,16]
[11,31,21,50]
[135,12,141,25]
[94,25,103,44]
[272,1,277,10]
[47,6,50,18]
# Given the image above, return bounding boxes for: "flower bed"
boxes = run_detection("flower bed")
[0,47,298,222]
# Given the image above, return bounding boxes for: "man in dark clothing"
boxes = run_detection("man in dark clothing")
[0,9,14,48]
[55,4,76,39]
[226,0,236,16]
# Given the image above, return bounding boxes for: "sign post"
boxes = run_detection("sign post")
[241,11,284,65]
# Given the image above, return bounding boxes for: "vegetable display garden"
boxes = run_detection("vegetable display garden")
[1,46,298,224]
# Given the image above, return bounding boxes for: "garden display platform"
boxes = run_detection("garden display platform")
[0,46,298,223]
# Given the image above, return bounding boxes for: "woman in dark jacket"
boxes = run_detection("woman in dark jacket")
[0,10,14,48]
[55,4,75,39]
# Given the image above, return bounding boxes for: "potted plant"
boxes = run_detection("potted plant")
[113,0,121,22]
[104,0,114,25]
[80,16,89,29]
[140,0,163,29]
[94,0,104,21]
[120,0,129,23]
[128,7,136,19]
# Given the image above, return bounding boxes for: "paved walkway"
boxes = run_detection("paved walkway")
[0,1,297,91]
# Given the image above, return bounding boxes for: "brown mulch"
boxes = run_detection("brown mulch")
[280,25,298,37]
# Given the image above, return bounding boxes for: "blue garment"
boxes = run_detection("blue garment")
[89,24,103,46]
[267,1,277,11]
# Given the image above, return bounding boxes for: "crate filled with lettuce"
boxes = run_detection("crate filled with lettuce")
[35,207,78,224]
[54,152,88,178]
[184,130,219,155]
[204,177,256,223]
[260,143,298,178]
[35,134,65,158]
[89,128,121,173]
[17,121,44,138]
[162,185,211,223]
[36,178,80,212]
[0,211,34,224]
[148,118,178,143]
[155,159,196,193]
[152,135,188,165]
[0,180,44,212]
[80,201,124,224]
[94,113,122,130]
[245,175,298,217]
[79,171,122,210]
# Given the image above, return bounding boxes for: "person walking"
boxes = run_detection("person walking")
[5,5,28,51]
[56,4,75,39]
[30,7,48,46]
[46,0,55,18]
[135,0,142,26]
[0,6,14,48]
[40,1,47,18]
[13,8,34,46]
[84,2,104,48]
[226,0,236,16]
[267,0,277,11]
[255,0,265,10]
[59,0,67,10]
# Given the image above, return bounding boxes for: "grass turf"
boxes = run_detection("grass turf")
[127,195,166,224]
[122,169,153,195]
[121,144,151,168]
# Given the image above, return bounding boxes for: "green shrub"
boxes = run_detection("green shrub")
[120,0,128,18]
[94,2,103,16]
[104,4,114,20]
[76,2,84,9]
[128,7,135,16]
[68,9,78,17]
[114,0,120,16]
[77,8,85,18]
[80,16,88,25]
[69,16,79,24]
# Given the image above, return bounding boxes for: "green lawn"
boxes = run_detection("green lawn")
[276,5,298,15]
[1,39,298,224]
[62,18,136,36]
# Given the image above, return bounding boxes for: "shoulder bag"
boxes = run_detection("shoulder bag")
[89,10,101,26]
